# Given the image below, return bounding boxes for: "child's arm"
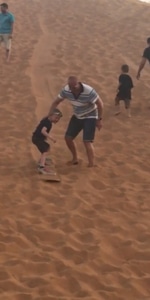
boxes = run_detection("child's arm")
[49,136,56,143]
[116,75,122,92]
[130,77,134,89]
[116,83,121,91]
[41,127,56,143]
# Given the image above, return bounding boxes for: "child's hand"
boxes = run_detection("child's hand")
[48,135,56,143]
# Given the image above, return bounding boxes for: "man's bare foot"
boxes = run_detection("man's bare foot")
[6,57,10,64]
[87,163,97,168]
[67,159,79,166]
[114,111,121,116]
[128,113,131,118]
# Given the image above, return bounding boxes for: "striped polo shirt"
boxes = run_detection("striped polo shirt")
[58,83,99,119]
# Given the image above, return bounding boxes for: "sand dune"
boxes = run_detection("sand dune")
[0,0,150,299]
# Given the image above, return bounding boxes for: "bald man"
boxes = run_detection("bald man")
[48,76,103,167]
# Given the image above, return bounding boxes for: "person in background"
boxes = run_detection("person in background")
[0,3,15,62]
[136,37,150,79]
[115,64,133,118]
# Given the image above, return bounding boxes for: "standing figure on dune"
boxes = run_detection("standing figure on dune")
[0,3,15,62]
[136,37,150,80]
[48,76,103,167]
[114,64,134,118]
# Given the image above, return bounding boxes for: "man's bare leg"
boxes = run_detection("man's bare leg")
[84,141,95,167]
[6,49,11,62]
[65,136,78,164]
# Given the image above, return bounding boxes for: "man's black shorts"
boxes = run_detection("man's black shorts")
[32,135,50,153]
[65,115,97,142]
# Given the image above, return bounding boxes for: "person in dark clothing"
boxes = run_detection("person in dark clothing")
[115,64,133,117]
[136,37,150,80]
[32,108,62,174]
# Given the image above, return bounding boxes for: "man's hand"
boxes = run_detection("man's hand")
[48,96,64,116]
[96,119,102,131]
[136,58,146,80]
[95,97,103,131]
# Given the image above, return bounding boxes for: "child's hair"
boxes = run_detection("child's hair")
[121,64,129,73]
[1,3,9,8]
[147,37,150,44]
[50,108,63,118]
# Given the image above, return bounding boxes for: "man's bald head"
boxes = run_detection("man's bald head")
[68,76,78,90]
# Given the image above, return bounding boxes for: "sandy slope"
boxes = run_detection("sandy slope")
[0,0,150,299]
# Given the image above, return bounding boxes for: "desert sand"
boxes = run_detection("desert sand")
[0,0,150,299]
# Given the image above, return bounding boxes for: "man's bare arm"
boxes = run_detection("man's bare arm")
[96,97,103,119]
[95,97,103,130]
[136,57,147,79]
[48,96,64,116]
[9,22,14,38]
[11,22,14,34]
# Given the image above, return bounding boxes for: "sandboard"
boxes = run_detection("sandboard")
[38,157,61,182]
[45,157,55,166]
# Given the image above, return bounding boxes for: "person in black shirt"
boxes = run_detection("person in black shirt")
[32,108,62,174]
[136,37,150,79]
[115,64,133,117]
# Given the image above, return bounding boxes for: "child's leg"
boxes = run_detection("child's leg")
[39,152,48,167]
[38,148,51,174]
[127,107,131,118]
[114,96,121,115]
[33,139,50,167]
[125,100,131,117]
[39,142,50,165]
[38,147,56,175]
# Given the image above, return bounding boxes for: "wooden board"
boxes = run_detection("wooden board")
[38,157,61,182]
[39,174,61,182]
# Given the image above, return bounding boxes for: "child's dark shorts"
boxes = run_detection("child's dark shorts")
[115,91,131,109]
[32,135,50,153]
